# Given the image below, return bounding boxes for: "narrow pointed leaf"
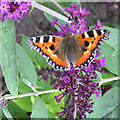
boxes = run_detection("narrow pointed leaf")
[0,19,18,95]
[3,107,13,119]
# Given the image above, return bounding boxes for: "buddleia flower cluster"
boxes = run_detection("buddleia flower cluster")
[38,4,106,119]
[0,0,31,21]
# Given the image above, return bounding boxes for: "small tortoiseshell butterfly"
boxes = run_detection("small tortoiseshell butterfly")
[28,29,110,70]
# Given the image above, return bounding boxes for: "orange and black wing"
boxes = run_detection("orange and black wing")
[28,35,69,70]
[73,29,110,69]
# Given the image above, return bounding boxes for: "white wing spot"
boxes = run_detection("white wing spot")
[32,37,36,42]
[40,36,44,43]
[49,36,53,42]
[84,32,89,38]
[93,30,98,37]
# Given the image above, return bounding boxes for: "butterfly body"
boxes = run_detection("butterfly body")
[57,34,77,64]
[28,29,110,70]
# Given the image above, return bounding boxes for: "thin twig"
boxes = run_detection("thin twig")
[97,76,120,86]
[3,89,59,100]
[50,0,72,19]
[32,1,71,24]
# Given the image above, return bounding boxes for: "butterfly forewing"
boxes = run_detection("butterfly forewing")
[28,35,69,70]
[73,29,110,69]
[78,30,108,51]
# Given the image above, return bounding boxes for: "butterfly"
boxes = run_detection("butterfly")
[28,29,110,71]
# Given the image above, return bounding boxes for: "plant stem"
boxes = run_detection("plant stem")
[73,98,77,119]
[50,0,72,19]
[3,89,59,100]
[32,1,71,23]
[97,76,120,86]
[2,77,119,101]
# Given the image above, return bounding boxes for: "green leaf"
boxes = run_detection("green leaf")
[31,96,48,118]
[87,87,119,118]
[7,101,27,118]
[22,78,32,88]
[16,43,37,86]
[98,26,118,75]
[0,19,18,96]
[99,87,119,118]
[41,91,65,116]
[21,34,38,63]
[103,26,118,51]
[47,109,56,118]
[102,70,116,79]
[112,80,119,88]
[100,42,118,75]
[101,26,118,75]
[112,50,118,56]
[103,106,119,118]
[18,77,33,94]
[2,107,13,119]
[13,97,32,112]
